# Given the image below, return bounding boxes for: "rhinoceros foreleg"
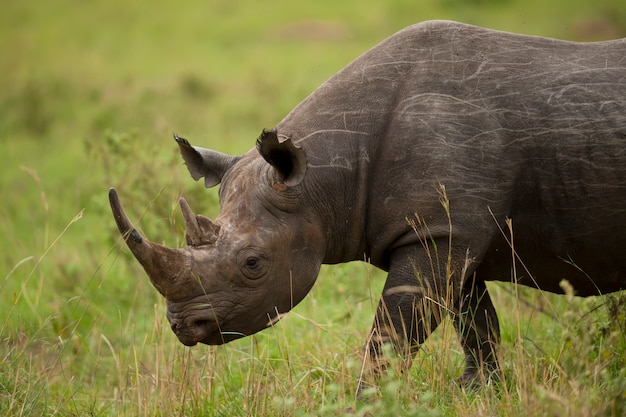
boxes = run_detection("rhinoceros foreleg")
[357,247,446,394]
[454,278,501,386]
[357,247,501,395]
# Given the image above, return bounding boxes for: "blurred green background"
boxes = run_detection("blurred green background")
[1,0,625,415]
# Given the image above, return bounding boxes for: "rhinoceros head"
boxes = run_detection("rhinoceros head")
[110,130,325,346]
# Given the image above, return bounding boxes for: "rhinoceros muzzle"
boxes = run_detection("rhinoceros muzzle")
[169,317,213,346]
[166,300,225,346]
[169,321,241,346]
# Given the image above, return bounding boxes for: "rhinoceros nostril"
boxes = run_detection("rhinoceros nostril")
[193,319,211,329]
[170,321,179,332]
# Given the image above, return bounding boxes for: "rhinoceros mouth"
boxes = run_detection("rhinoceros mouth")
[198,330,247,345]
[176,330,246,346]
[173,324,218,346]
[170,316,246,346]
[178,337,199,347]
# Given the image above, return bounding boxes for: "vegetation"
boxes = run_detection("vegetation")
[1,0,625,415]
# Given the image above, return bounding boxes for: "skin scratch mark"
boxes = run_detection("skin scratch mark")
[464,59,489,81]
[297,129,370,142]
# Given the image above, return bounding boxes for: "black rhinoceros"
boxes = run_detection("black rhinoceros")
[109,20,626,389]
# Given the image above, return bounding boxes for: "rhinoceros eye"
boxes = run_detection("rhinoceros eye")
[246,257,260,269]
[238,249,269,279]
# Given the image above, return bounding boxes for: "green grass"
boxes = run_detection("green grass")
[2,0,626,415]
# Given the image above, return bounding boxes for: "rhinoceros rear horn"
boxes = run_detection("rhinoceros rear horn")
[174,134,240,188]
[256,129,307,187]
[179,197,220,246]
[109,188,190,297]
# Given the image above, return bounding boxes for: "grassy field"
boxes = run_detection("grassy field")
[2,0,626,415]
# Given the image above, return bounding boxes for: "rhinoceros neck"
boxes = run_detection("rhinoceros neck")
[276,128,383,265]
[300,141,372,265]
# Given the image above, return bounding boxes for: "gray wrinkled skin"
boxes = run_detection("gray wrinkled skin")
[110,21,626,390]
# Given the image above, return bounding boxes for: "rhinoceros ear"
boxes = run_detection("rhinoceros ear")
[174,134,240,188]
[256,129,307,187]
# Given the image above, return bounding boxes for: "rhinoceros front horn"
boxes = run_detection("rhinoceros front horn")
[109,188,190,297]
